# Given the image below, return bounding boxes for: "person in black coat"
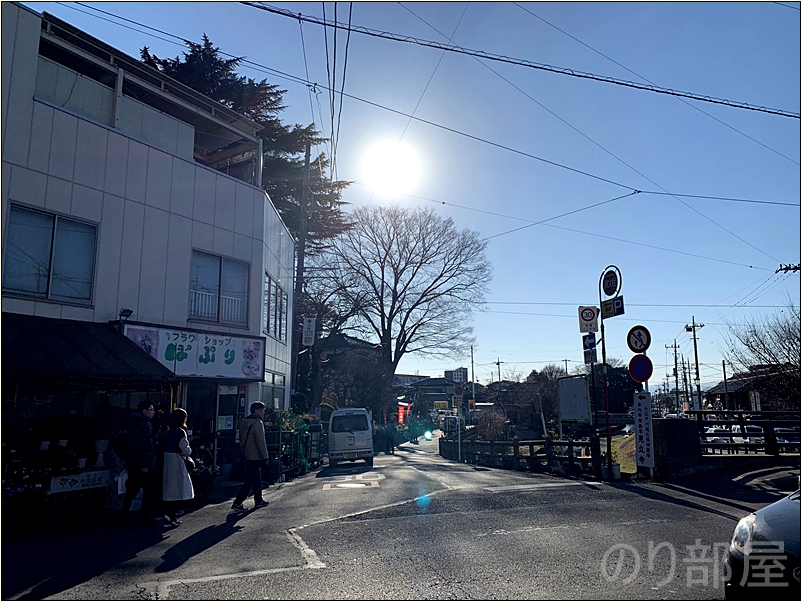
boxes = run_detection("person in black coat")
[119,400,156,527]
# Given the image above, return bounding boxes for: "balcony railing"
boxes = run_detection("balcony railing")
[190,289,246,324]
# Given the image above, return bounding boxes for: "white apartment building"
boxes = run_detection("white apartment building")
[1,4,294,471]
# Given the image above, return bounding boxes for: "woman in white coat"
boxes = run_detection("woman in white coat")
[162,408,194,527]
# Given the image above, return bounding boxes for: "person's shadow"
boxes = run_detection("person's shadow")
[155,512,245,573]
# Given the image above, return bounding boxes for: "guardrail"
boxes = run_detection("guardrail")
[439,437,596,475]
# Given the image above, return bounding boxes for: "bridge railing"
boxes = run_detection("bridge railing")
[685,410,800,456]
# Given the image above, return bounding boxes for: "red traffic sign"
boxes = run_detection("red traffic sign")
[629,354,653,383]
[602,269,619,297]
[627,325,651,353]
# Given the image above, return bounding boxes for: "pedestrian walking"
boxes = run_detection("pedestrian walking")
[161,408,194,527]
[119,400,156,527]
[231,402,269,511]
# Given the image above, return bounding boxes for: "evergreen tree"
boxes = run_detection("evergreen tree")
[141,36,350,251]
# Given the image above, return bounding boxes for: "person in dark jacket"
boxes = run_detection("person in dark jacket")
[119,400,156,527]
[231,402,269,511]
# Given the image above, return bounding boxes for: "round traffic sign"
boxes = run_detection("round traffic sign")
[627,325,651,353]
[629,354,653,383]
[580,307,596,322]
[602,269,619,297]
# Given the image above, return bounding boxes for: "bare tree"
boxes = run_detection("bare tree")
[320,205,492,401]
[723,301,800,406]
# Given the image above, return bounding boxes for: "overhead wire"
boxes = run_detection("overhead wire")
[482,191,639,241]
[394,4,788,263]
[297,16,317,128]
[62,3,799,211]
[512,2,800,167]
[240,2,800,119]
[333,2,353,183]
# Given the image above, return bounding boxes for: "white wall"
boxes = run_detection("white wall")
[1,4,294,397]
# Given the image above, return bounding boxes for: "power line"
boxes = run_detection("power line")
[333,2,354,183]
[773,2,801,10]
[395,2,791,264]
[513,2,800,166]
[482,191,639,241]
[62,2,800,217]
[241,1,800,119]
[483,302,787,308]
[350,181,774,271]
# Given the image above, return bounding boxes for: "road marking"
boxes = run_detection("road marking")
[140,530,325,599]
[483,482,588,492]
[323,481,380,490]
[477,517,671,538]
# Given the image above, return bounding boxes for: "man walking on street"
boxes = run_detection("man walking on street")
[119,400,156,527]
[231,402,269,511]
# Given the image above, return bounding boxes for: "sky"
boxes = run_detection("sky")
[24,1,801,390]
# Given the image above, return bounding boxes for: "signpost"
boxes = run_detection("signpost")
[633,392,654,468]
[302,317,316,347]
[629,354,654,383]
[627,325,651,353]
[598,265,623,481]
[582,333,597,365]
[578,306,599,333]
[601,296,625,319]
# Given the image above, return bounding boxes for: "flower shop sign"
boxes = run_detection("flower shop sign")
[124,325,265,380]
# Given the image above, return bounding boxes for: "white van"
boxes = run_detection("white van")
[328,408,374,467]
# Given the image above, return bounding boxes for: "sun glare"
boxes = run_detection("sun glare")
[361,140,421,195]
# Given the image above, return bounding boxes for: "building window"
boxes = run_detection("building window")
[262,273,288,343]
[3,205,96,302]
[189,252,248,324]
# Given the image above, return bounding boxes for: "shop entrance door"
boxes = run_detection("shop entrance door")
[216,385,247,473]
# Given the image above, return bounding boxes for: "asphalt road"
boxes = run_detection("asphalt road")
[2,432,797,600]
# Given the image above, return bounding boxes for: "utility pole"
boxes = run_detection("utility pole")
[470,346,475,424]
[563,359,569,374]
[681,356,691,412]
[666,341,680,412]
[722,360,729,411]
[494,358,504,383]
[290,141,312,396]
[685,317,704,412]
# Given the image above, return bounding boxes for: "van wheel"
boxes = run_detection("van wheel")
[365,458,373,467]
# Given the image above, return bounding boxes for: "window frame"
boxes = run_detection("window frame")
[188,250,250,326]
[262,271,288,343]
[2,204,98,305]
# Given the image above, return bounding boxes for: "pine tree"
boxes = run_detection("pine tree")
[141,36,351,251]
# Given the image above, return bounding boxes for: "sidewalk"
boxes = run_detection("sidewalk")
[0,476,276,600]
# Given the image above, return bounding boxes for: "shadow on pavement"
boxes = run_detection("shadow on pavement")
[155,511,246,573]
[2,509,169,600]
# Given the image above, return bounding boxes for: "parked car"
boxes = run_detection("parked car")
[702,427,732,444]
[724,488,800,599]
[731,424,765,445]
[775,428,801,452]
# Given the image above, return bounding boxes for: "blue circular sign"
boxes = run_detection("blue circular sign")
[629,354,653,383]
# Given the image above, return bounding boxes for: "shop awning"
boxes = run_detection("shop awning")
[2,313,175,386]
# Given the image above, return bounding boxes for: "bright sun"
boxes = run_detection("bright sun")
[361,140,421,195]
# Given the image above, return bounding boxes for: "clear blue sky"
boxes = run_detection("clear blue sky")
[26,1,801,389]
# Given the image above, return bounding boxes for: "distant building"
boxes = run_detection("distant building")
[444,367,468,383]
[394,373,430,388]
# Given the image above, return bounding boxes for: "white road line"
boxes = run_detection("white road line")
[483,482,588,492]
[140,530,326,599]
[477,517,671,538]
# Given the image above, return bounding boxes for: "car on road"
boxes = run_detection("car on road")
[327,408,374,467]
[724,488,800,599]
[731,424,764,445]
